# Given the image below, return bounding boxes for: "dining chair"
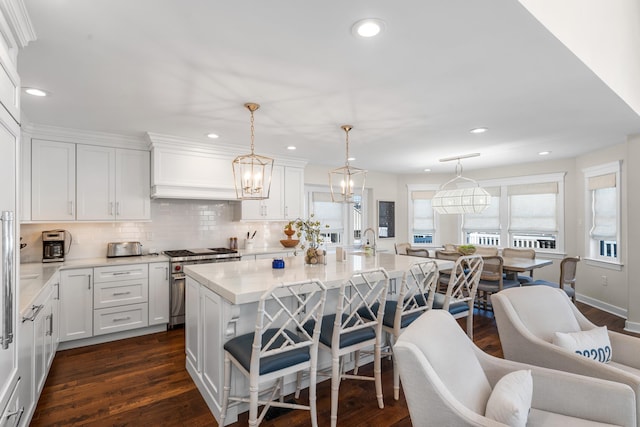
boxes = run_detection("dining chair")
[501,247,536,283]
[301,268,390,427]
[220,279,328,427]
[434,254,483,338]
[474,246,499,256]
[526,256,580,302]
[406,248,429,257]
[357,260,439,400]
[476,255,520,310]
[394,242,411,255]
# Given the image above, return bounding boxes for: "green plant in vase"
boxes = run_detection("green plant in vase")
[286,214,329,264]
[457,244,477,255]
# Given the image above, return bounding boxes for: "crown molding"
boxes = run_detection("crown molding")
[0,0,36,48]
[22,122,148,150]
[146,132,308,167]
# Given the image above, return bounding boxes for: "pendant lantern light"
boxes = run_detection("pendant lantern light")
[432,153,490,214]
[329,125,367,203]
[232,102,274,200]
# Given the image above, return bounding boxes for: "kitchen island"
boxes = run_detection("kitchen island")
[184,252,452,425]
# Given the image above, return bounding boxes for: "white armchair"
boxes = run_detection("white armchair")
[493,286,640,426]
[394,310,636,427]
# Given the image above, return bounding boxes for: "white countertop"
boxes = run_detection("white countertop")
[18,254,169,313]
[238,246,296,257]
[185,253,453,305]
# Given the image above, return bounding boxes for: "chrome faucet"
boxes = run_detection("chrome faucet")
[363,227,377,255]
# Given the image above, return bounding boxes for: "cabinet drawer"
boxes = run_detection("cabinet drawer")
[94,264,148,282]
[94,279,148,309]
[1,378,23,427]
[93,303,148,335]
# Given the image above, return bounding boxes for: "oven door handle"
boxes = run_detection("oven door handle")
[172,273,186,280]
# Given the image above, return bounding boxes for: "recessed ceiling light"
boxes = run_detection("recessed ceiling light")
[352,18,385,38]
[469,127,488,134]
[348,157,356,162]
[287,146,296,150]
[538,151,551,156]
[24,87,48,97]
[206,133,219,139]
[424,168,431,172]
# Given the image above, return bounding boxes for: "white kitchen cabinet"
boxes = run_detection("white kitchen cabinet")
[59,269,93,342]
[185,279,224,413]
[17,274,59,427]
[0,379,21,427]
[93,303,148,336]
[31,140,76,221]
[185,277,200,373]
[240,165,303,221]
[148,262,169,326]
[93,264,149,335]
[283,166,304,219]
[76,145,150,221]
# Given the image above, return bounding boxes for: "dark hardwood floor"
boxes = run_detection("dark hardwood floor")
[31,303,632,426]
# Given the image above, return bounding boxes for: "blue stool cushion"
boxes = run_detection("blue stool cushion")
[527,280,575,299]
[432,292,468,315]
[358,301,423,329]
[224,328,309,375]
[304,314,376,349]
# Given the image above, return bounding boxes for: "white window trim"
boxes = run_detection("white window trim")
[305,184,369,248]
[460,172,566,254]
[583,161,622,268]
[407,184,440,247]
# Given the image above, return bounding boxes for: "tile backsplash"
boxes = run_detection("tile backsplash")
[20,199,291,263]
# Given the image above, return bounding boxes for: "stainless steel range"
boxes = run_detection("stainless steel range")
[164,247,240,328]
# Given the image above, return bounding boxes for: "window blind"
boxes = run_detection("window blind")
[462,187,500,231]
[312,192,343,230]
[509,193,557,232]
[590,187,616,239]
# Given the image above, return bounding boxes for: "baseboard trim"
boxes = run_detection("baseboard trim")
[575,294,627,319]
[58,324,167,350]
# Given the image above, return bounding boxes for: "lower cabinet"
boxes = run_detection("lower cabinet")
[93,303,148,335]
[148,262,170,326]
[0,379,21,427]
[18,274,59,427]
[185,278,224,410]
[59,268,93,342]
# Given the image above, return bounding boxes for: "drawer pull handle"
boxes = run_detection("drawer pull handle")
[112,291,132,296]
[113,316,131,322]
[6,406,24,424]
[21,304,44,323]
[112,271,131,276]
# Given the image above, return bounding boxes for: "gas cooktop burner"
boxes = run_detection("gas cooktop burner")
[163,248,239,259]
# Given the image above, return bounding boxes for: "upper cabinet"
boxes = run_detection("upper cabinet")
[77,145,150,220]
[28,138,150,222]
[240,165,304,221]
[31,140,76,221]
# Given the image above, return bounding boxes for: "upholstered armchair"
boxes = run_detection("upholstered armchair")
[493,286,640,426]
[394,310,636,427]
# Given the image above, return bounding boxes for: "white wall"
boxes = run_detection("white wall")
[518,0,640,116]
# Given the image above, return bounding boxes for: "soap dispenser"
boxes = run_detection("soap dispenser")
[364,239,373,256]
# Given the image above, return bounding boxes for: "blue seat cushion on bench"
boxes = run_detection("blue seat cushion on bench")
[527,280,575,298]
[358,301,424,329]
[304,314,376,348]
[432,292,468,315]
[224,328,309,375]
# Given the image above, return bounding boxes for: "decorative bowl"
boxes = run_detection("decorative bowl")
[280,239,299,248]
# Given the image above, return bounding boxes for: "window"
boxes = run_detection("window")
[584,162,621,264]
[460,173,565,253]
[463,187,501,246]
[408,186,439,245]
[508,182,558,249]
[307,186,368,247]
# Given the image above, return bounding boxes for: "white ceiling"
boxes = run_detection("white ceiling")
[17,0,640,174]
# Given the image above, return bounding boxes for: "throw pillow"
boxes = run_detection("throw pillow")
[553,326,612,363]
[485,369,533,427]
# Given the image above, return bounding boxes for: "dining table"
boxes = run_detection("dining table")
[501,256,553,280]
